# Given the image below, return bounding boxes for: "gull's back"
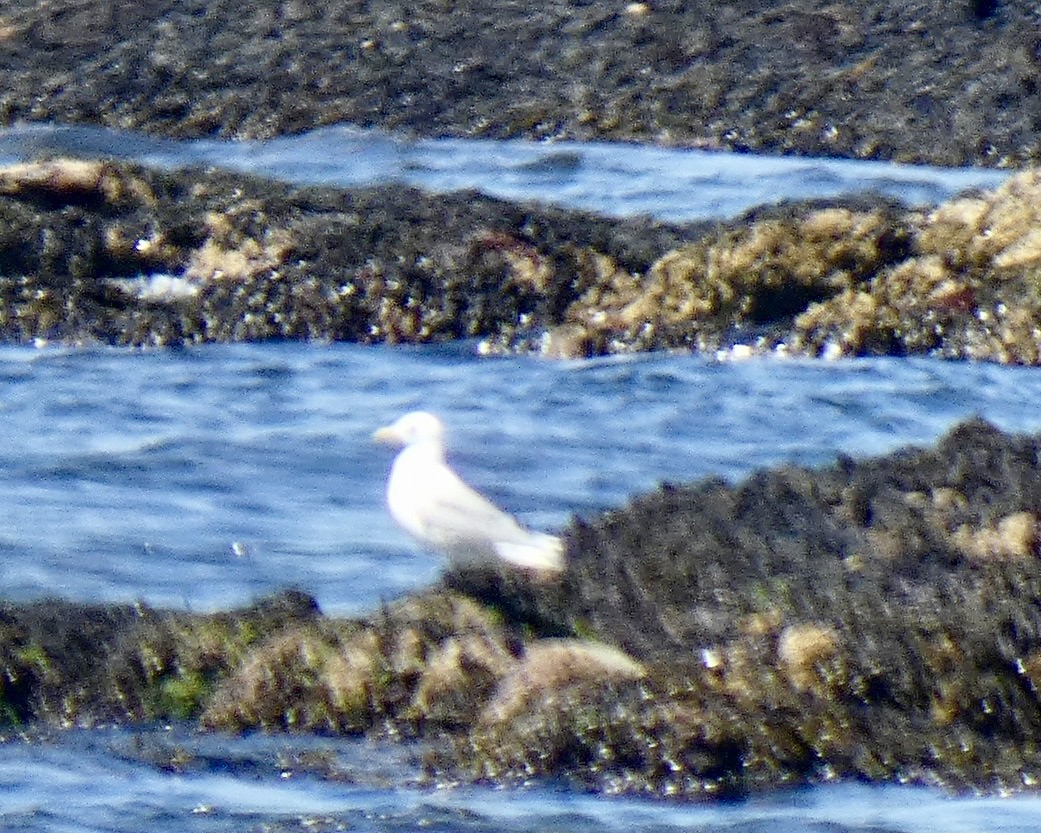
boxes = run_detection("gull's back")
[379,412,564,572]
[388,441,563,570]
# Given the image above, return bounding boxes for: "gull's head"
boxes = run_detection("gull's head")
[373,411,446,449]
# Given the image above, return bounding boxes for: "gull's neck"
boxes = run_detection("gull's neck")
[401,436,446,464]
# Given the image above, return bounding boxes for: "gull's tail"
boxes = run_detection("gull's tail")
[495,532,565,572]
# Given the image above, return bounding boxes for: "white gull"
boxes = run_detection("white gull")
[373,411,564,572]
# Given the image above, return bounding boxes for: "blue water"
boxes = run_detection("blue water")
[0,123,1009,221]
[7,726,1041,833]
[3,344,1041,617]
[0,126,1039,830]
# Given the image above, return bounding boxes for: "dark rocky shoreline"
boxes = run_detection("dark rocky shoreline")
[5,157,1041,363]
[6,419,1041,798]
[2,1,1041,360]
[3,0,1040,168]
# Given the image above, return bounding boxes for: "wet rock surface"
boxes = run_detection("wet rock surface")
[1,0,1039,167]
[6,157,1041,364]
[7,420,1041,798]
[0,157,700,348]
[3,2,1041,364]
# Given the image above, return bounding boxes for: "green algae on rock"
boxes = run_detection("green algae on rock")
[6,421,1041,797]
[0,589,318,727]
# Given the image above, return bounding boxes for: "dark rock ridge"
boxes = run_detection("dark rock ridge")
[0,157,699,349]
[6,158,1041,363]
[5,419,1041,798]
[2,0,1040,167]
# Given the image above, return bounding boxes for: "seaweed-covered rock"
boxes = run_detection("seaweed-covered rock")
[8,158,1041,365]
[558,202,913,355]
[793,170,1041,362]
[452,418,1041,793]
[0,589,317,726]
[0,158,698,349]
[558,170,1041,363]
[7,421,1041,798]
[201,593,520,735]
[2,0,1041,167]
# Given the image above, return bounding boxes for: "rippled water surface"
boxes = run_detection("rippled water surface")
[3,343,1041,616]
[0,122,1009,221]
